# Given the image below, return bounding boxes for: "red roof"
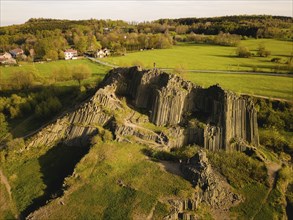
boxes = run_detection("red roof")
[64,49,77,53]
[10,48,23,54]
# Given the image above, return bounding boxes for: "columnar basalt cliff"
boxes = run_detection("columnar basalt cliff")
[27,67,259,151]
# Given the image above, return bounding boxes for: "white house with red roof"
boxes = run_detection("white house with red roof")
[64,49,78,60]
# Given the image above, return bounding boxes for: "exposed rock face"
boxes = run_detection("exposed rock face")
[164,151,241,220]
[27,67,259,151]
[181,151,241,210]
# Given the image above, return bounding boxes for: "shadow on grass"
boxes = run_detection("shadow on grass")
[20,142,89,218]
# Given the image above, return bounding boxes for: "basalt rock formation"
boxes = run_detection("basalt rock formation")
[165,151,241,220]
[27,66,259,152]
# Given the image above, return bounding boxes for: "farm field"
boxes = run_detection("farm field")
[103,39,292,73]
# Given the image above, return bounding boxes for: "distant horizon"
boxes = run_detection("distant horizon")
[1,1,292,27]
[3,14,293,26]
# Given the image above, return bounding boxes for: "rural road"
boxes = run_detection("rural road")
[87,56,293,78]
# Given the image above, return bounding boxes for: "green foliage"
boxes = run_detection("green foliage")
[143,145,200,161]
[214,32,241,46]
[173,64,186,75]
[44,50,58,61]
[232,183,268,218]
[72,64,91,86]
[0,113,9,140]
[236,46,251,58]
[256,98,292,132]
[171,145,200,160]
[10,70,35,90]
[6,138,25,152]
[259,129,292,155]
[257,43,271,57]
[207,151,267,188]
[35,96,62,119]
[51,66,72,82]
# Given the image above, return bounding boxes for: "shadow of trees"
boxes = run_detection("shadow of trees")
[20,142,89,218]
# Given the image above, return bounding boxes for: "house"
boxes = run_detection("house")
[95,48,110,58]
[9,48,24,58]
[0,52,12,60]
[64,49,78,60]
[0,52,16,65]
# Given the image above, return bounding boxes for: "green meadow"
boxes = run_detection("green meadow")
[0,39,292,101]
[103,39,292,72]
[0,59,110,84]
[183,72,292,101]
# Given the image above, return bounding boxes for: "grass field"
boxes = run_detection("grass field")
[103,39,292,72]
[0,59,110,85]
[183,72,292,101]
[0,41,292,101]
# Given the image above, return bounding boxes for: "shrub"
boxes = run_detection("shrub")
[259,129,292,155]
[257,44,271,57]
[207,151,267,188]
[0,113,9,140]
[72,64,91,86]
[236,46,251,58]
[173,64,186,76]
[34,96,62,119]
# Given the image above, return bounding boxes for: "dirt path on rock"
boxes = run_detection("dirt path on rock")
[251,162,281,220]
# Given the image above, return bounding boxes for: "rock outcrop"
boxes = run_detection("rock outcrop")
[164,151,241,220]
[26,67,259,152]
[181,151,241,209]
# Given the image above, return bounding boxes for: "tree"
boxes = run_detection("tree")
[257,44,271,57]
[236,46,251,58]
[0,113,9,140]
[175,25,189,34]
[73,35,87,54]
[44,50,58,60]
[72,64,91,86]
[87,35,101,51]
[10,70,35,90]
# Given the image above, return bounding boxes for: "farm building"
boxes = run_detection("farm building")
[64,49,78,60]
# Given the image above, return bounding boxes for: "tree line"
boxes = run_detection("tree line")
[0,15,292,61]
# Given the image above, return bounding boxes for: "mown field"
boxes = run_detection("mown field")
[103,39,292,72]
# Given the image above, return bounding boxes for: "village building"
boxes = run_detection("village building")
[9,48,24,58]
[0,52,16,65]
[64,49,78,60]
[95,48,110,58]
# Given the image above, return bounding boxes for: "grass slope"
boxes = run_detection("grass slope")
[22,142,195,219]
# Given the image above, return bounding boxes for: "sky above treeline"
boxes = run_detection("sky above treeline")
[1,0,292,26]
